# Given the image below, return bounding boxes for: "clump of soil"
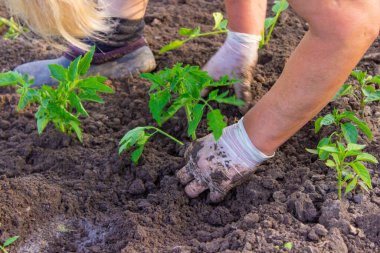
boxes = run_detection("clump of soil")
[1,0,380,252]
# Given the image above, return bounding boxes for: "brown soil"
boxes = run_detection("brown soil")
[1,1,380,252]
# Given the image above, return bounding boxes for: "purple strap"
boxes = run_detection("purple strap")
[64,37,147,65]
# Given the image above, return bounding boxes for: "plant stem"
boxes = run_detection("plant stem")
[263,0,287,46]
[149,127,184,145]
[0,245,8,253]
[337,166,342,200]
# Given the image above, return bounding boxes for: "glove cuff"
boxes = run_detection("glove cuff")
[227,31,262,45]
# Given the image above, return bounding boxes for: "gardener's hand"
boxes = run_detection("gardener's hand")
[176,118,273,203]
[203,31,261,113]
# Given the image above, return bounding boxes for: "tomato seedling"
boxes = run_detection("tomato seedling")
[0,236,19,253]
[260,0,289,48]
[142,63,244,140]
[307,109,376,199]
[160,12,228,53]
[119,64,243,164]
[0,17,28,40]
[333,70,380,116]
[119,126,184,165]
[0,47,114,142]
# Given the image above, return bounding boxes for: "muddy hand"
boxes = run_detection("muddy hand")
[176,118,273,203]
[202,31,261,113]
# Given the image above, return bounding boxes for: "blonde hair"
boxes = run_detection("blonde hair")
[2,0,111,49]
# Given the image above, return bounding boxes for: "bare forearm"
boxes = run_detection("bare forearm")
[244,29,378,155]
[225,0,267,35]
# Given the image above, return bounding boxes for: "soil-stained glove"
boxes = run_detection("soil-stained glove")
[203,31,261,113]
[176,118,273,203]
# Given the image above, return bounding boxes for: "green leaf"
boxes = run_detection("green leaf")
[351,70,367,85]
[320,114,335,126]
[162,95,191,122]
[178,27,195,36]
[3,236,19,247]
[69,120,83,142]
[188,104,204,137]
[160,40,185,54]
[343,172,354,182]
[36,107,50,135]
[78,46,95,76]
[119,127,146,152]
[306,148,318,154]
[356,153,378,164]
[272,0,289,13]
[364,90,380,103]
[264,17,276,30]
[78,90,104,103]
[346,143,366,151]
[149,89,171,126]
[345,176,358,194]
[283,242,293,251]
[358,181,370,193]
[319,145,339,153]
[214,95,245,107]
[340,113,372,141]
[0,71,23,86]
[207,109,226,140]
[213,12,227,30]
[78,77,114,93]
[325,159,335,168]
[332,84,353,101]
[369,75,380,85]
[68,93,89,117]
[68,56,81,81]
[341,122,358,144]
[131,145,145,164]
[351,161,372,189]
[317,137,332,160]
[314,117,323,133]
[48,64,67,82]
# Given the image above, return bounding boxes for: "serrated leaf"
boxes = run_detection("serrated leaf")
[351,161,372,189]
[78,77,114,93]
[149,89,171,126]
[48,64,67,82]
[208,89,219,100]
[345,176,358,194]
[188,104,204,137]
[78,46,95,76]
[36,109,50,135]
[207,109,226,140]
[356,153,378,164]
[69,120,83,142]
[214,95,245,107]
[3,236,19,247]
[0,71,23,86]
[369,76,380,85]
[364,90,380,103]
[78,90,104,103]
[68,56,81,81]
[160,40,185,53]
[68,92,89,117]
[341,122,358,144]
[351,70,367,84]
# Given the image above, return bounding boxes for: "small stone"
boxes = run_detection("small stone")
[353,194,364,204]
[151,18,162,26]
[273,191,286,202]
[128,179,146,195]
[349,225,358,235]
[313,224,328,236]
[371,196,380,206]
[242,213,260,229]
[308,229,320,241]
[262,219,273,228]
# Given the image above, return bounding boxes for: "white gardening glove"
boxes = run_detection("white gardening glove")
[203,31,261,113]
[176,118,273,203]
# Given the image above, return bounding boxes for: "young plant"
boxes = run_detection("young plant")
[0,236,19,253]
[307,110,376,199]
[260,0,289,48]
[0,17,28,40]
[119,126,184,164]
[333,70,380,115]
[160,12,228,53]
[142,63,244,140]
[119,64,243,164]
[0,47,114,142]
